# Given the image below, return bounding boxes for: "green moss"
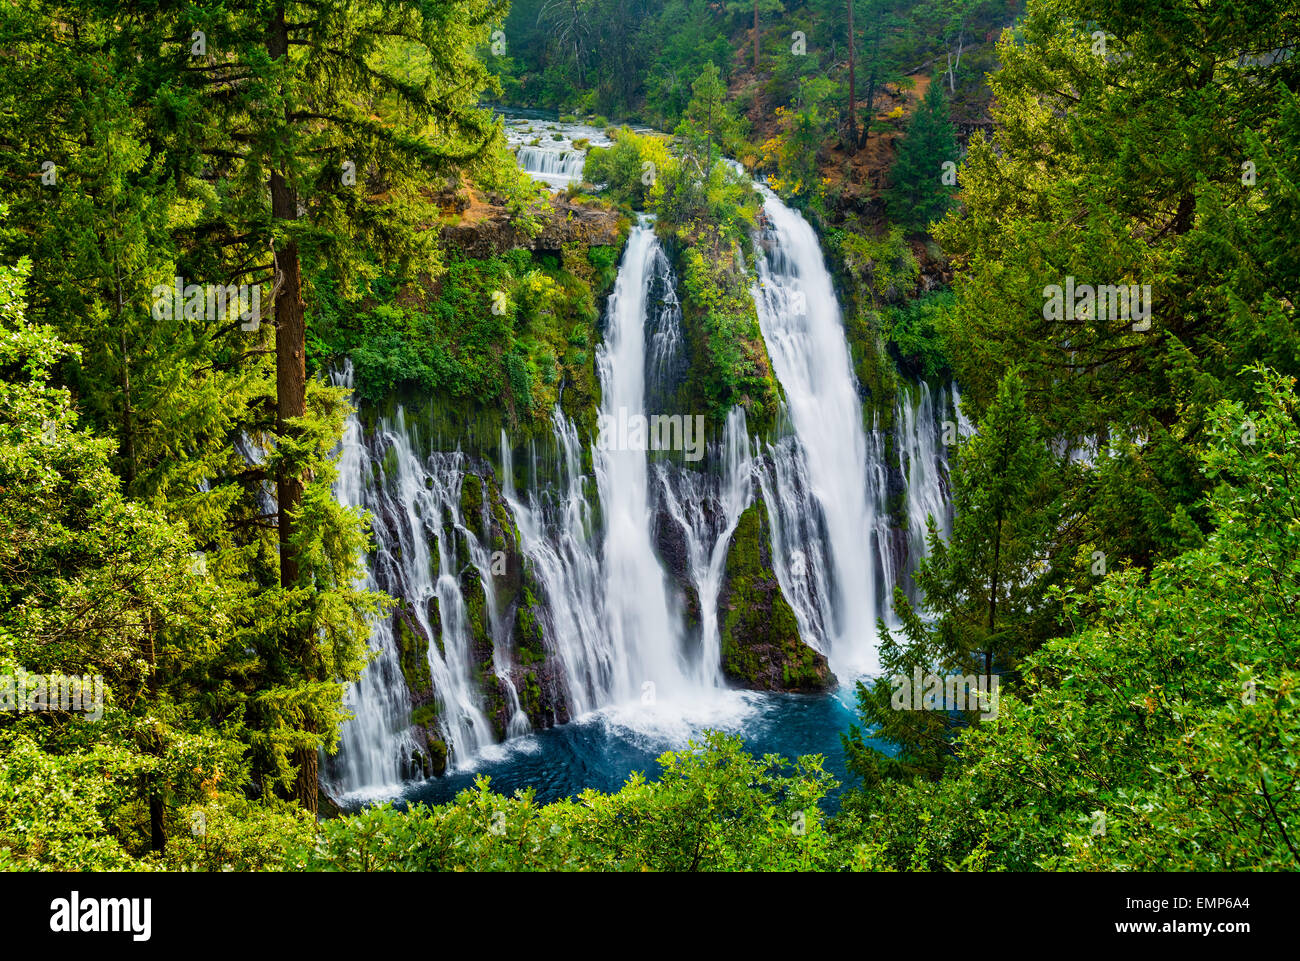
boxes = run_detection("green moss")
[382,441,399,479]
[489,483,518,550]
[395,612,433,696]
[719,503,831,691]
[513,588,546,666]
[325,232,625,449]
[669,230,783,438]
[427,597,444,654]
[460,472,484,539]
[844,308,900,432]
[521,671,543,720]
[426,739,447,777]
[821,225,932,431]
[463,578,489,645]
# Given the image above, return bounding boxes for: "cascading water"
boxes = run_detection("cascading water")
[325,125,964,800]
[326,390,551,795]
[501,412,609,716]
[654,407,754,687]
[895,382,954,602]
[322,364,420,800]
[503,115,613,190]
[516,146,587,180]
[593,221,698,704]
[749,188,885,677]
[498,227,756,727]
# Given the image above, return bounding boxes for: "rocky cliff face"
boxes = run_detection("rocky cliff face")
[718,501,835,692]
[378,454,571,779]
[440,193,623,261]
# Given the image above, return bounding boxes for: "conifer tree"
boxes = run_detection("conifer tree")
[844,370,1061,786]
[169,0,502,812]
[885,78,959,231]
[0,0,502,815]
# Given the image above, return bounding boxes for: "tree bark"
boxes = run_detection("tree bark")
[987,517,1000,677]
[294,746,319,812]
[119,328,135,492]
[861,24,878,150]
[267,8,305,595]
[847,0,858,151]
[145,620,166,851]
[270,197,305,594]
[267,3,316,816]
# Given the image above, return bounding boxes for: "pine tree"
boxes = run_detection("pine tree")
[944,371,1058,674]
[677,61,745,175]
[724,0,784,73]
[843,370,1062,787]
[885,78,959,231]
[167,0,503,813]
[0,0,504,816]
[933,0,1300,569]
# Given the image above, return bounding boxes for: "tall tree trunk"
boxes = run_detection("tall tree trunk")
[111,177,160,842]
[266,8,304,595]
[270,184,305,595]
[145,619,166,851]
[861,25,878,150]
[267,3,316,816]
[987,516,1000,678]
[847,0,857,151]
[108,182,136,494]
[753,0,760,72]
[294,747,319,811]
[119,328,135,492]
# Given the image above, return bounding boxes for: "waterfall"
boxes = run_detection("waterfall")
[498,227,756,727]
[322,364,420,801]
[593,222,695,703]
[896,382,953,595]
[323,131,965,798]
[515,146,587,180]
[326,386,554,795]
[654,407,755,688]
[501,412,609,716]
[502,115,614,190]
[749,188,884,676]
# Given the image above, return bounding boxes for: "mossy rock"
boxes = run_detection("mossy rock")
[381,440,400,478]
[462,576,491,649]
[426,596,444,654]
[460,472,485,539]
[521,670,543,720]
[394,610,433,696]
[426,738,448,777]
[669,232,784,438]
[718,502,835,692]
[411,702,439,729]
[512,577,547,666]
